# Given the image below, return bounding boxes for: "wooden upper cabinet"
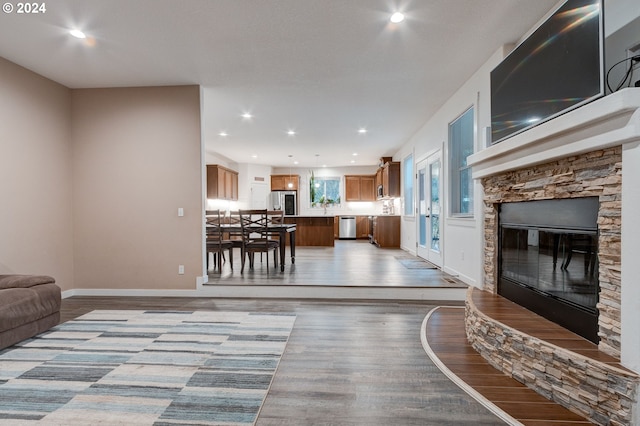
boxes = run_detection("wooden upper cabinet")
[271,174,299,191]
[360,176,376,201]
[345,176,361,201]
[380,161,400,198]
[345,175,376,201]
[207,165,239,201]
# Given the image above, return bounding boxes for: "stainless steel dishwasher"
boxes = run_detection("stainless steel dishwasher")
[339,216,356,239]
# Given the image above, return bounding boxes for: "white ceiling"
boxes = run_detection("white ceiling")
[0,0,558,168]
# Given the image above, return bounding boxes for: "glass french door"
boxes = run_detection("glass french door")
[416,152,443,267]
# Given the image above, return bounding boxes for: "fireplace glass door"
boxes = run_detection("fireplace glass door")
[498,197,600,343]
[501,228,599,311]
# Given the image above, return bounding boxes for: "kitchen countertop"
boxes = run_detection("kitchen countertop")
[285,215,335,218]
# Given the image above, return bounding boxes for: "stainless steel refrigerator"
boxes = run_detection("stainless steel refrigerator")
[268,191,297,216]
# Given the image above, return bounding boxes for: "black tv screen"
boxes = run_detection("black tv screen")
[490,0,604,144]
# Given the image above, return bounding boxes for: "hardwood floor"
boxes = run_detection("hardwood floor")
[425,307,591,425]
[204,239,464,288]
[60,297,504,425]
[55,242,589,425]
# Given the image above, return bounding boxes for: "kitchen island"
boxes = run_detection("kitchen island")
[283,216,335,246]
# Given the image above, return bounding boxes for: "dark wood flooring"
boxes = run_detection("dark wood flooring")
[425,307,591,425]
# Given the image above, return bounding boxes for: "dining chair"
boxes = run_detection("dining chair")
[239,209,280,273]
[226,211,243,243]
[267,210,284,225]
[205,210,234,272]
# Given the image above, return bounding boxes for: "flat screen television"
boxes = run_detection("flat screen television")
[490,0,604,144]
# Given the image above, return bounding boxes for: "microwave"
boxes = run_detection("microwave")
[377,185,384,198]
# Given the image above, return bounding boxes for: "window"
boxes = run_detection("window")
[403,154,414,216]
[449,107,474,216]
[309,175,341,207]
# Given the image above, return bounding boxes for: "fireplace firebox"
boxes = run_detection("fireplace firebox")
[499,197,599,342]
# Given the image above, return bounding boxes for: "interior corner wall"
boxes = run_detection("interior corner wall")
[0,57,75,291]
[70,86,202,291]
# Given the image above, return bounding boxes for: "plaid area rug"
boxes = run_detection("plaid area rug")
[0,310,296,425]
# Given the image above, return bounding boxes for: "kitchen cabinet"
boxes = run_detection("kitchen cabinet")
[283,216,334,246]
[380,161,400,199]
[356,216,370,239]
[271,174,299,191]
[207,165,238,201]
[372,215,400,248]
[345,175,376,201]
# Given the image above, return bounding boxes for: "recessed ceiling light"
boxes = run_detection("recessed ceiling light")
[287,130,296,136]
[294,161,299,165]
[352,153,358,156]
[241,112,253,119]
[251,154,258,159]
[390,12,405,23]
[358,128,367,134]
[219,131,228,137]
[350,160,356,164]
[69,29,86,39]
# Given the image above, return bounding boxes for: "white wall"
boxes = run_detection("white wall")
[395,0,640,286]
[610,0,640,384]
[239,163,273,210]
[605,0,640,36]
[395,46,508,286]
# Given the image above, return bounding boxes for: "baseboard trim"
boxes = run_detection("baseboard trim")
[62,286,467,301]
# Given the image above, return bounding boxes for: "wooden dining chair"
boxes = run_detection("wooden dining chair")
[239,209,280,273]
[226,211,243,243]
[267,210,284,225]
[205,210,234,272]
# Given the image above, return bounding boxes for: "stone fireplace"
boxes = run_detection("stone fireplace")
[483,146,621,352]
[466,89,640,423]
[468,89,640,359]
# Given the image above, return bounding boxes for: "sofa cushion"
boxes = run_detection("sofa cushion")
[0,274,55,290]
[0,283,61,333]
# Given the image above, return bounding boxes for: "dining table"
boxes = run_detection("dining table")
[206,222,296,271]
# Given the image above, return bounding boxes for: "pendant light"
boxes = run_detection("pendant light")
[287,155,294,189]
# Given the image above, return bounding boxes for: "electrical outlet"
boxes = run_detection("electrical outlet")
[178,265,185,275]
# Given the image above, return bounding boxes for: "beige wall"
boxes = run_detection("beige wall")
[0,57,75,291]
[71,86,203,290]
[1,56,203,292]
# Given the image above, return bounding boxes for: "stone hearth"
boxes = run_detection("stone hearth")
[467,89,640,424]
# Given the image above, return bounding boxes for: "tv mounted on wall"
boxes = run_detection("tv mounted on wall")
[490,0,604,144]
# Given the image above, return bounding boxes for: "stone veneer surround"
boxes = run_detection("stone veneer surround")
[466,89,640,423]
[466,288,639,425]
[481,146,622,356]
